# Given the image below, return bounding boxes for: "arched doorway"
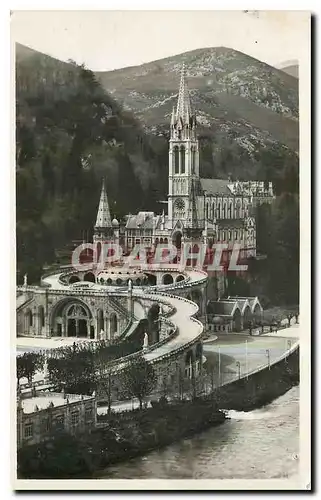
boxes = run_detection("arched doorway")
[84,272,95,283]
[110,313,118,340]
[173,231,182,250]
[66,304,90,337]
[25,309,33,334]
[162,274,174,285]
[97,309,104,333]
[243,306,252,330]
[146,273,157,286]
[69,275,80,284]
[253,303,262,324]
[52,299,93,338]
[233,308,242,332]
[38,306,45,335]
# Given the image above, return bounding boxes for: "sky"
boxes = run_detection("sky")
[11,10,309,71]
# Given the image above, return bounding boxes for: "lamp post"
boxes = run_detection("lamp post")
[266,349,270,370]
[236,361,241,380]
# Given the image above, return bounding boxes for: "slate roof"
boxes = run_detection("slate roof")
[217,218,245,229]
[125,212,155,230]
[200,178,232,196]
[207,300,238,316]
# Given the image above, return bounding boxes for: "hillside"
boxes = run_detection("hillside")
[15,43,168,282]
[96,47,299,154]
[15,43,299,294]
[280,64,299,79]
[276,59,299,79]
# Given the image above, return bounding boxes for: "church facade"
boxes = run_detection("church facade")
[94,64,274,262]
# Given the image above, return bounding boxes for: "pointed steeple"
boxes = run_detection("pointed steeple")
[95,179,112,229]
[170,64,196,140]
[176,63,192,125]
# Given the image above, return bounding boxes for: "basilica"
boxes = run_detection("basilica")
[93,64,274,260]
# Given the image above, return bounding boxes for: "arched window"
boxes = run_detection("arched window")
[235,230,238,240]
[110,313,118,340]
[212,202,215,219]
[228,203,233,218]
[206,202,209,219]
[174,146,179,174]
[180,146,185,174]
[222,203,226,218]
[217,203,221,218]
[38,306,45,329]
[191,147,196,174]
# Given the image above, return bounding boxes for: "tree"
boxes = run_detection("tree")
[16,352,44,386]
[121,356,157,409]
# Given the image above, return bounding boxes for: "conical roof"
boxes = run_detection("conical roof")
[176,63,192,124]
[95,179,112,228]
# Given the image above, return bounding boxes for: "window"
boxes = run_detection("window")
[235,230,238,240]
[71,411,79,426]
[41,418,51,433]
[55,414,64,430]
[174,146,179,174]
[24,423,33,438]
[85,407,93,422]
[180,146,185,173]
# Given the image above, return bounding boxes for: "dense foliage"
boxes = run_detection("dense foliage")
[16,352,44,386]
[47,338,143,394]
[120,356,157,409]
[16,55,167,284]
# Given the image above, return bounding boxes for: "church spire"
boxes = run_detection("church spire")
[95,178,112,229]
[176,63,192,125]
[171,63,196,140]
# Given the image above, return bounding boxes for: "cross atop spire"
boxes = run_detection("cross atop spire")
[95,178,112,229]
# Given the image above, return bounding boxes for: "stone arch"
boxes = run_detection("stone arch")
[243,305,252,329]
[176,274,185,283]
[69,275,80,284]
[38,306,45,334]
[50,298,94,338]
[97,309,104,332]
[25,308,33,333]
[84,272,95,283]
[146,273,157,286]
[110,313,118,340]
[233,308,242,332]
[162,274,174,285]
[253,303,262,324]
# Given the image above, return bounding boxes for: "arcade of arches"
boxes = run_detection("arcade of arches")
[50,300,119,340]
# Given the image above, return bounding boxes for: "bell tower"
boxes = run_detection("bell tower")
[168,64,200,229]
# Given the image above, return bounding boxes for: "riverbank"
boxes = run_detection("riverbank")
[18,399,226,479]
[17,347,299,479]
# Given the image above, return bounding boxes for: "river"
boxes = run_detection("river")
[100,386,299,480]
